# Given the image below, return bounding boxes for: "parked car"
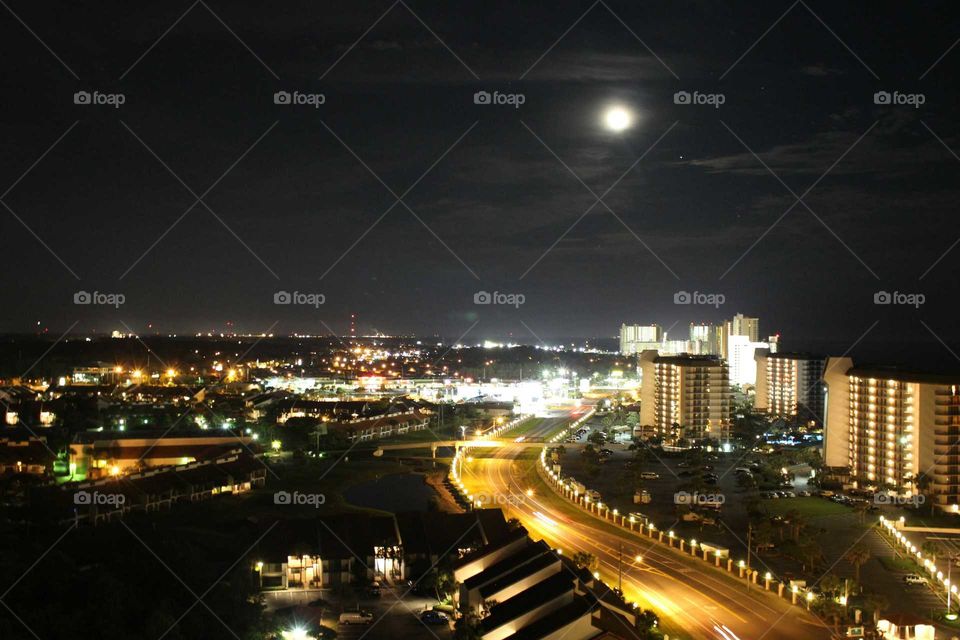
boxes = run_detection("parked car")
[339,611,374,625]
[640,471,660,480]
[904,574,927,585]
[420,611,449,625]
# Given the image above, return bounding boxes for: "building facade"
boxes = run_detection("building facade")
[639,351,733,442]
[754,351,825,426]
[619,324,662,355]
[824,358,960,512]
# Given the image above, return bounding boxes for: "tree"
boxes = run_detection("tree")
[922,541,943,566]
[634,609,662,639]
[572,551,598,572]
[844,545,870,585]
[453,611,483,640]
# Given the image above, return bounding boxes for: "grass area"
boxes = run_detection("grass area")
[503,417,546,436]
[161,457,417,524]
[761,497,851,518]
[377,428,455,444]
[878,555,919,572]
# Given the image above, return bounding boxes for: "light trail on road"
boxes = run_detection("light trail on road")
[459,410,832,640]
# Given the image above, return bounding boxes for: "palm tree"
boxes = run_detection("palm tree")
[845,545,871,585]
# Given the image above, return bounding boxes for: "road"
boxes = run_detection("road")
[462,410,833,640]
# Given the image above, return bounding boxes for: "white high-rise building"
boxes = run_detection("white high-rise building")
[689,323,720,355]
[727,334,770,386]
[620,324,663,355]
[721,313,760,359]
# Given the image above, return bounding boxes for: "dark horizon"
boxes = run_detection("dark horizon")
[3,1,959,364]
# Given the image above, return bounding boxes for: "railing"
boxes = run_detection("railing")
[536,445,820,611]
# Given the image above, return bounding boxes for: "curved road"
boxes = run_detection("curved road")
[461,411,832,640]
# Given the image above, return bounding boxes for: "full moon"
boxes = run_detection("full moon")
[603,106,633,132]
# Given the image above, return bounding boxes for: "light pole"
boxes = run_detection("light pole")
[948,557,957,620]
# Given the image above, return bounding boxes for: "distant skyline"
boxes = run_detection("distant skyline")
[2,1,959,365]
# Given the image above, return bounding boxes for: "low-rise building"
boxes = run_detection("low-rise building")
[68,432,257,480]
[453,532,638,640]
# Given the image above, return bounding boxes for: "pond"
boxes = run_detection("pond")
[344,472,437,512]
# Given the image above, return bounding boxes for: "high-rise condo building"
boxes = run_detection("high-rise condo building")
[823,358,960,512]
[754,351,826,426]
[639,350,733,442]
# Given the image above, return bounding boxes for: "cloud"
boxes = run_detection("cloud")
[799,64,844,77]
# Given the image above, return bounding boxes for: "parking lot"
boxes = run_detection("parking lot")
[264,585,451,640]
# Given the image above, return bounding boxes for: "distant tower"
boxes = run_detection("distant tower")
[350,314,356,338]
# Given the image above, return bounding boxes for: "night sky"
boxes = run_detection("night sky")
[2,1,959,363]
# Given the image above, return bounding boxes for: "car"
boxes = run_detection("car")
[306,598,329,607]
[678,470,694,477]
[420,611,450,625]
[677,462,691,468]
[904,574,927,585]
[640,472,660,480]
[702,465,714,471]
[339,611,374,625]
[797,490,811,497]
